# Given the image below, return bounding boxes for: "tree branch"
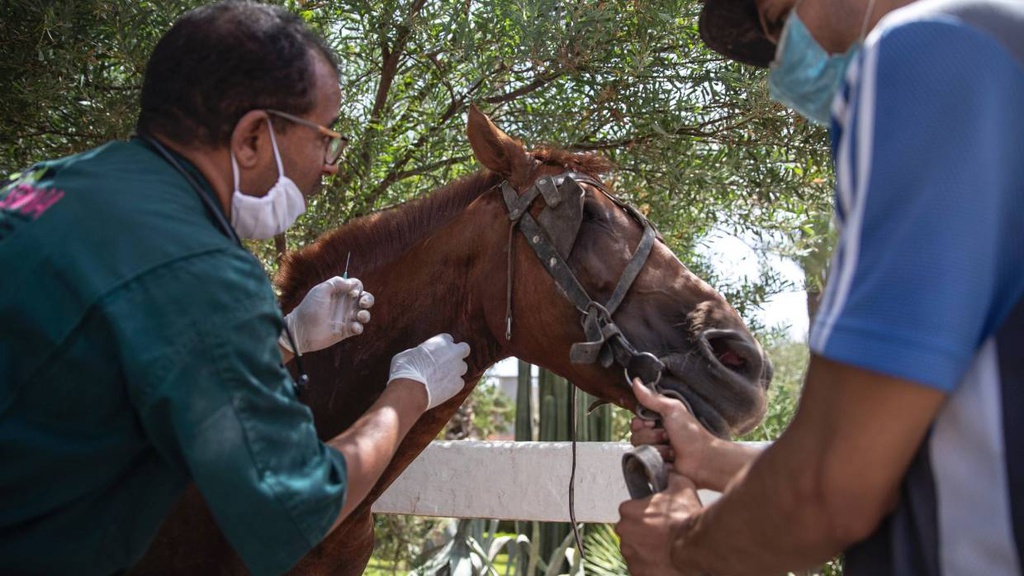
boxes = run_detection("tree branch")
[361,73,490,208]
[571,113,757,151]
[390,154,472,183]
[483,69,564,105]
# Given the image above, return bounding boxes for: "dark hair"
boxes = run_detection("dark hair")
[136,0,339,147]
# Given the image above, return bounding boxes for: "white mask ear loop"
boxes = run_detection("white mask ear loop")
[231,153,241,190]
[859,0,878,40]
[229,115,286,189]
[265,118,286,178]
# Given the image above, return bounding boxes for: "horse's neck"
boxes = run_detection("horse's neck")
[306,211,509,438]
[365,226,505,369]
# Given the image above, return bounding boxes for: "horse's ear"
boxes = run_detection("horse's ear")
[467,104,532,185]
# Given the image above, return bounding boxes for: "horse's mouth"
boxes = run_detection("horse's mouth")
[657,329,769,440]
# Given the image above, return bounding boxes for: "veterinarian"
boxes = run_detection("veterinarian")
[616,0,1024,574]
[0,2,470,574]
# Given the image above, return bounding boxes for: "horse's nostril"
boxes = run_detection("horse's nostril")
[701,329,764,384]
[710,338,746,370]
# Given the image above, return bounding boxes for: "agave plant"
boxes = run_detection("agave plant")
[580,524,626,576]
[412,518,586,576]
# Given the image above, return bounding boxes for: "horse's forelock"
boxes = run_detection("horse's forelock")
[532,147,616,176]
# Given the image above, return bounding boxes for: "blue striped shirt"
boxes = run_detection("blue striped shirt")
[809,1,1024,573]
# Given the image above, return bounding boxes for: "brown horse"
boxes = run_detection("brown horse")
[132,106,771,575]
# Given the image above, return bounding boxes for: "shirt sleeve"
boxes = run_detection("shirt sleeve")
[810,15,1024,391]
[111,248,345,576]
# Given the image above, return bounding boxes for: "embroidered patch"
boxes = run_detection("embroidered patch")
[1,168,65,240]
[0,183,65,219]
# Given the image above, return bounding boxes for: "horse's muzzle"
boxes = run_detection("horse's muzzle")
[657,328,771,438]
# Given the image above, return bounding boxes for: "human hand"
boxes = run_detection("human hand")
[388,334,471,410]
[616,470,702,576]
[280,276,374,354]
[630,378,718,489]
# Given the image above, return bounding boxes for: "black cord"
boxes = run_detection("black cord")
[282,324,310,397]
[569,384,586,563]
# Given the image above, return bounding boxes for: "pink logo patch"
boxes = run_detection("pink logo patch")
[0,183,65,220]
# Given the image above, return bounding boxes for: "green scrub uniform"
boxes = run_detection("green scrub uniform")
[0,139,346,576]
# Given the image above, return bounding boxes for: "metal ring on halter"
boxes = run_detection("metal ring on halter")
[625,352,666,422]
[625,351,664,389]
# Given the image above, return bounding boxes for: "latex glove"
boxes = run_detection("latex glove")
[279,276,374,354]
[388,334,471,410]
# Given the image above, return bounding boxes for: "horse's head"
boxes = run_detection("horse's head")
[465,105,771,438]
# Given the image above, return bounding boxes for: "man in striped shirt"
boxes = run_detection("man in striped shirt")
[616,1,1024,574]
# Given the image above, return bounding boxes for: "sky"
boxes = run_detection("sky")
[701,229,809,342]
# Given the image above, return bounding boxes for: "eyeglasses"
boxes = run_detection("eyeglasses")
[265,109,349,166]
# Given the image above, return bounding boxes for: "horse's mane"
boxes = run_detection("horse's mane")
[276,147,614,311]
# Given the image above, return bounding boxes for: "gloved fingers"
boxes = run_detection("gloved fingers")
[357,291,374,309]
[327,317,364,332]
[344,278,364,298]
[446,356,469,377]
[440,342,470,369]
[318,275,349,293]
[355,309,371,324]
[428,333,468,357]
[316,276,362,296]
[426,336,470,364]
[453,342,470,363]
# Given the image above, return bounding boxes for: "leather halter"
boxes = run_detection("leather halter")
[501,170,676,556]
[500,171,667,389]
[501,171,680,548]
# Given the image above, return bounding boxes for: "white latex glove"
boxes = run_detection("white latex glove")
[388,334,471,410]
[279,276,374,354]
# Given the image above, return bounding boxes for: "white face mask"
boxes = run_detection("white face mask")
[230,120,306,240]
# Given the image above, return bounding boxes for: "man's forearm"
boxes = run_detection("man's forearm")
[670,436,849,576]
[325,379,427,529]
[668,356,944,575]
[695,439,764,493]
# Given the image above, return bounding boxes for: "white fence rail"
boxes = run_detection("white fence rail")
[372,440,728,523]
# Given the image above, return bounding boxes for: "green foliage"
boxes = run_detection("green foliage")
[372,514,449,573]
[412,519,524,576]
[434,377,514,441]
[470,380,514,440]
[0,1,203,173]
[1,0,835,326]
[412,519,584,576]
[741,339,809,442]
[580,524,626,576]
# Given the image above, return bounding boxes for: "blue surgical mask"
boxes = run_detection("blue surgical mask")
[768,10,861,125]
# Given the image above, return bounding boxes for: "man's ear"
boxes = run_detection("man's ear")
[230,110,271,169]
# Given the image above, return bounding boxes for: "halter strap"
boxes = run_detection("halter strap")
[500,171,665,389]
[499,170,674,545]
